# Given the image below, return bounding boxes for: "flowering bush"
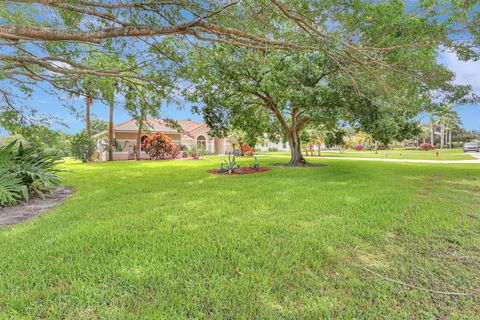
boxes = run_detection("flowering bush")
[354,144,364,151]
[419,143,435,151]
[142,132,179,159]
[241,144,255,156]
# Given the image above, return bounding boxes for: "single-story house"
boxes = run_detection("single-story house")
[94,119,232,161]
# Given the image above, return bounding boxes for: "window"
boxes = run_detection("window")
[197,135,206,149]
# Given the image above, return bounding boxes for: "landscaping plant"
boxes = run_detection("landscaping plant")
[354,144,364,151]
[142,132,179,160]
[186,142,206,159]
[220,152,240,174]
[419,143,435,151]
[0,141,61,207]
[70,132,96,162]
[249,157,261,170]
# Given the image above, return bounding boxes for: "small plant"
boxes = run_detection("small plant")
[267,147,278,152]
[186,142,206,159]
[220,152,240,174]
[354,144,364,151]
[419,143,435,151]
[249,157,261,170]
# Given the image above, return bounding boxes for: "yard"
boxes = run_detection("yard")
[259,148,476,161]
[0,156,479,318]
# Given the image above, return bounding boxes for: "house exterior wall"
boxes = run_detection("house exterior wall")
[256,140,291,152]
[97,124,230,160]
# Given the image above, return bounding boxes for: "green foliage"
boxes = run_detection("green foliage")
[90,120,109,135]
[0,141,61,207]
[249,157,261,170]
[70,132,96,162]
[185,142,206,160]
[324,129,346,150]
[0,167,27,206]
[220,153,240,174]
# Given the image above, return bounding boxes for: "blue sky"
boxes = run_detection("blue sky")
[4,51,480,134]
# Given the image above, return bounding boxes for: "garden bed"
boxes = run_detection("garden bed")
[208,167,271,175]
[0,186,75,227]
[271,162,327,168]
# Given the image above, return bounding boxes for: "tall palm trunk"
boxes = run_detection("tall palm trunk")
[429,121,434,145]
[85,94,93,161]
[85,94,92,137]
[108,90,114,161]
[448,129,452,148]
[440,123,445,149]
[136,109,145,161]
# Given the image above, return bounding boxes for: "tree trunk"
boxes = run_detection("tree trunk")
[448,130,452,148]
[374,141,378,154]
[85,94,93,161]
[239,142,245,156]
[317,143,321,156]
[287,129,306,165]
[135,111,144,161]
[85,95,92,137]
[440,123,445,149]
[108,92,114,161]
[430,121,434,144]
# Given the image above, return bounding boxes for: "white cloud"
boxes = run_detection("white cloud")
[439,51,480,94]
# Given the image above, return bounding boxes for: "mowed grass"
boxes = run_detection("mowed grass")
[260,148,476,160]
[0,156,479,318]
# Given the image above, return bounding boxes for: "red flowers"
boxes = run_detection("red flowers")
[419,143,435,151]
[142,132,179,159]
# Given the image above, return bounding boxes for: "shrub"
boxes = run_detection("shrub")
[0,141,61,207]
[267,147,278,152]
[241,144,255,156]
[249,157,261,170]
[70,132,96,162]
[354,144,364,151]
[419,143,435,151]
[142,132,179,159]
[185,142,206,159]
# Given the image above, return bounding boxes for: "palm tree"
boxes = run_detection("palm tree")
[444,110,462,148]
[434,104,457,149]
[428,112,437,145]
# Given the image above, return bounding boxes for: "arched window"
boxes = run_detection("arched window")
[197,135,206,149]
[140,135,148,151]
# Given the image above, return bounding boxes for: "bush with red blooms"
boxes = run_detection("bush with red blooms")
[142,132,179,159]
[354,144,364,151]
[241,144,251,153]
[241,144,255,156]
[419,143,435,151]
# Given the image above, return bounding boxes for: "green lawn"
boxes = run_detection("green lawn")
[1,156,479,318]
[259,148,476,160]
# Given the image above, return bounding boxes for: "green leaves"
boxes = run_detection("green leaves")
[0,141,61,207]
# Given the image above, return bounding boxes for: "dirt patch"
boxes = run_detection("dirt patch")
[0,186,75,227]
[271,162,327,168]
[208,167,271,175]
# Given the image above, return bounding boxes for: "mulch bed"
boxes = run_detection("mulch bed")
[208,167,271,175]
[0,186,75,227]
[271,163,327,168]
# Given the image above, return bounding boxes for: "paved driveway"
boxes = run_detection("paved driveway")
[469,152,480,159]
